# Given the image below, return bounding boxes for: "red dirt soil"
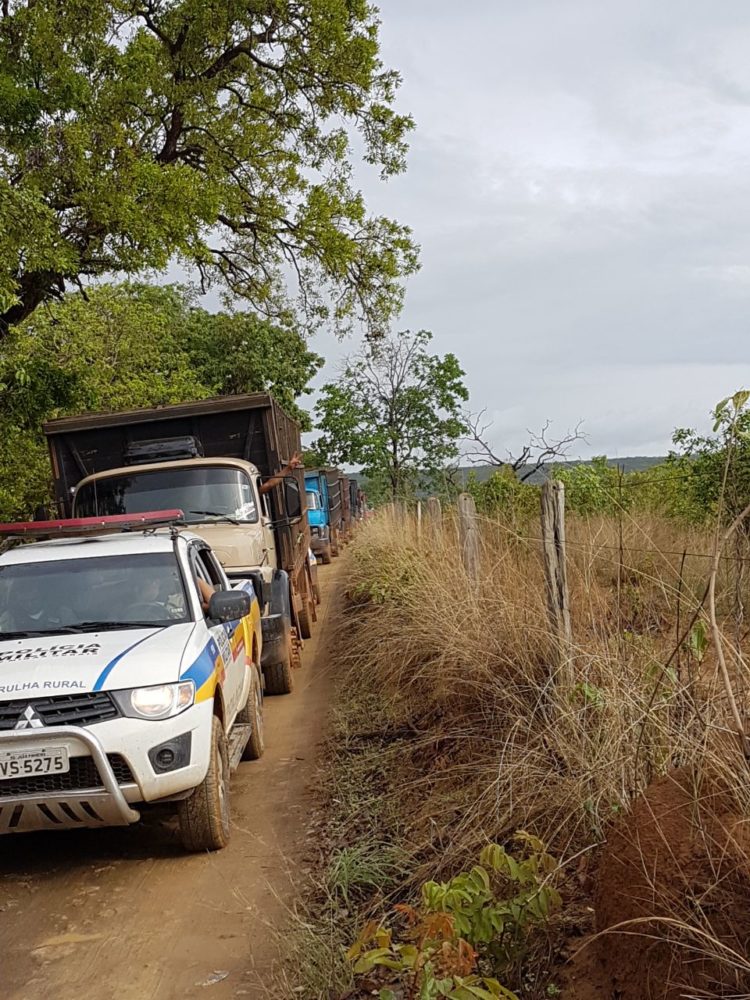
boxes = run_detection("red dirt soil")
[563,768,750,999]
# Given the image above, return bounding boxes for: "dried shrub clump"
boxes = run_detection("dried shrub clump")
[338,506,750,999]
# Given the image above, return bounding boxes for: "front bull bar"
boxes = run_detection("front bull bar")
[0,724,140,832]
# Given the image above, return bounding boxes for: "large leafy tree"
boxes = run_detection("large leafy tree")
[313,330,468,500]
[0,282,322,517]
[0,1,417,337]
[184,308,322,428]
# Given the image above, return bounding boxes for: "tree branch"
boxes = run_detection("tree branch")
[463,410,587,481]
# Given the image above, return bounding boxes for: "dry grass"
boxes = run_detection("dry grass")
[329,505,750,998]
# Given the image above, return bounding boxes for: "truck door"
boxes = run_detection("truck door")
[256,476,278,570]
[190,544,246,725]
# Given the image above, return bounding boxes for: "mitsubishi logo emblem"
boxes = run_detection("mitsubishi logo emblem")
[15,705,44,730]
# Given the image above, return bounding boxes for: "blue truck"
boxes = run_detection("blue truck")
[304,469,343,564]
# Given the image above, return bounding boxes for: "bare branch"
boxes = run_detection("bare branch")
[462,411,587,481]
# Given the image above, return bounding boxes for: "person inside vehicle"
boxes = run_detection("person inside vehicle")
[196,576,215,614]
[259,452,302,495]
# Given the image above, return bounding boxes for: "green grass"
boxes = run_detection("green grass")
[326,841,410,906]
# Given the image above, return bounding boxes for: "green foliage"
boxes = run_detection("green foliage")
[327,842,409,906]
[301,444,330,470]
[554,457,623,516]
[670,390,750,523]
[313,330,469,501]
[349,544,422,605]
[687,620,708,665]
[183,306,322,429]
[0,282,321,518]
[465,469,539,521]
[550,456,707,522]
[347,835,560,999]
[0,0,417,334]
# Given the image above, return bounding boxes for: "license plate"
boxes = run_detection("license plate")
[0,747,70,780]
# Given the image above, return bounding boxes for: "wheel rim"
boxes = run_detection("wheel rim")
[253,669,265,751]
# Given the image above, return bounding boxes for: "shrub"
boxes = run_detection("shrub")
[348,836,560,1000]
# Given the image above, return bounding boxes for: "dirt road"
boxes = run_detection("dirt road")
[1,561,345,1000]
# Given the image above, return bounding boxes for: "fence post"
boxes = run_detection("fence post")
[458,492,480,584]
[426,496,443,548]
[416,499,423,541]
[540,480,572,683]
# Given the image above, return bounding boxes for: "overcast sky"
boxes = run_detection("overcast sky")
[309,0,750,459]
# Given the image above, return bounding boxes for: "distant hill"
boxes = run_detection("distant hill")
[348,456,668,491]
[454,456,667,486]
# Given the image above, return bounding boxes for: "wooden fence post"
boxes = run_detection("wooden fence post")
[458,492,480,584]
[426,496,443,548]
[540,480,573,682]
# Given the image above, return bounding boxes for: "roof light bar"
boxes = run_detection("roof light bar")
[0,510,186,537]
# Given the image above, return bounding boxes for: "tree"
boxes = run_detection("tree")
[313,330,468,500]
[0,282,322,518]
[0,1,418,337]
[671,392,750,522]
[464,411,586,482]
[185,309,322,429]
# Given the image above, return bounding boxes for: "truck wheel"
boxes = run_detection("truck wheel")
[297,597,313,639]
[264,657,293,695]
[313,580,321,604]
[177,716,230,852]
[296,574,315,639]
[237,664,264,760]
[321,543,332,565]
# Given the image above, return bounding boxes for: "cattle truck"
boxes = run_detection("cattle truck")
[324,470,344,556]
[43,393,316,696]
[305,469,333,564]
[339,473,353,541]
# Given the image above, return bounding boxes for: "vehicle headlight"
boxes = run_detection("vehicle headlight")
[114,681,195,720]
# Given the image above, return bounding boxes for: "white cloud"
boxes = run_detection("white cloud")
[314,0,750,457]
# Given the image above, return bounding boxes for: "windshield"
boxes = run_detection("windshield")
[0,553,190,637]
[75,466,259,524]
[306,491,320,511]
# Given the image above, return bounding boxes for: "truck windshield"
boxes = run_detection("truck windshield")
[306,491,320,511]
[75,467,259,524]
[0,553,190,637]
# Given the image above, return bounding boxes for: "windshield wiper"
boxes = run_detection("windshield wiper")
[0,627,80,639]
[66,620,165,632]
[188,509,240,525]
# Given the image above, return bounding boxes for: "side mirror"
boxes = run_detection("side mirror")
[283,475,302,519]
[208,589,250,623]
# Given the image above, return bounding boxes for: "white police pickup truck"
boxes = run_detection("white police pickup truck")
[0,512,264,852]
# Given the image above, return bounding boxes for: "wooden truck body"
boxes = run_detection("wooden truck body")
[44,393,315,694]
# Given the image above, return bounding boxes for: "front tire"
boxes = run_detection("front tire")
[178,717,230,852]
[238,664,264,760]
[321,543,332,565]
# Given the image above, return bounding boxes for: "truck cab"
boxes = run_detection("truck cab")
[74,457,279,581]
[43,393,316,697]
[305,470,333,564]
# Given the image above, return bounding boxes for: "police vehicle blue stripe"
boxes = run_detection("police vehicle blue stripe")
[180,638,219,690]
[92,628,166,691]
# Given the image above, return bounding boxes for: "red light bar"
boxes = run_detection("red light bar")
[0,510,185,537]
